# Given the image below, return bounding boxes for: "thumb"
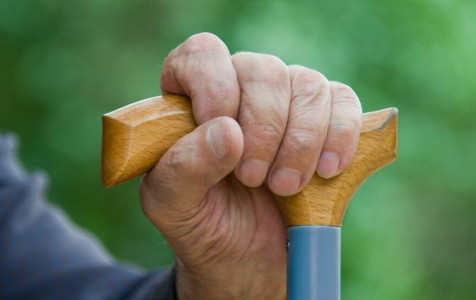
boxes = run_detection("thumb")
[140,116,243,228]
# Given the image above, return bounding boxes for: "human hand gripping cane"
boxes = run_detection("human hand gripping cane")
[101,93,397,299]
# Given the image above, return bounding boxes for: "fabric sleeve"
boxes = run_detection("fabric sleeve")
[0,133,177,300]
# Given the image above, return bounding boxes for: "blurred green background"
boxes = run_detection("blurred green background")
[1,0,475,299]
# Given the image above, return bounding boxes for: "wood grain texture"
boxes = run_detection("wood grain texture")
[102,95,196,188]
[102,94,398,227]
[275,108,398,226]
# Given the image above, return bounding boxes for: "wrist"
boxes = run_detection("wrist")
[175,259,285,300]
[175,259,237,300]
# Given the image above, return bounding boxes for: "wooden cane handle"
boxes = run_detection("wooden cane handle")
[102,94,398,226]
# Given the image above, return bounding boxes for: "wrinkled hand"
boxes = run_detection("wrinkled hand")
[140,33,362,299]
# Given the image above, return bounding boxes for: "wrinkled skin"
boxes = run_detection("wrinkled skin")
[140,33,362,299]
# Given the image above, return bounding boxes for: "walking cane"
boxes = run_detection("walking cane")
[101,94,398,299]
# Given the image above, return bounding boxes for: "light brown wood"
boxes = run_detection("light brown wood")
[102,94,398,227]
[275,108,398,226]
[102,95,196,188]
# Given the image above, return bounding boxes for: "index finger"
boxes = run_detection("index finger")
[160,33,240,124]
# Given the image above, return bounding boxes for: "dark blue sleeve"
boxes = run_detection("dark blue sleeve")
[0,133,176,300]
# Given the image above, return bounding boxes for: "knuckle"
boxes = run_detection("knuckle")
[331,82,360,106]
[165,141,216,187]
[183,32,227,55]
[248,122,284,148]
[338,124,357,142]
[260,53,287,68]
[291,68,330,100]
[204,78,237,101]
[233,53,288,84]
[258,55,288,83]
[284,127,318,155]
[166,143,197,173]
[330,119,360,142]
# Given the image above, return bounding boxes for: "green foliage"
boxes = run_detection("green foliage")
[1,0,475,298]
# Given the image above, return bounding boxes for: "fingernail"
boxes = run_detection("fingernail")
[238,159,269,187]
[270,167,302,196]
[317,151,340,178]
[207,122,230,159]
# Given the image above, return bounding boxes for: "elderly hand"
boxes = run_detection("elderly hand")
[139,33,362,299]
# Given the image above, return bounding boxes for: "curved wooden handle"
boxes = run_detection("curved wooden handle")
[102,94,398,226]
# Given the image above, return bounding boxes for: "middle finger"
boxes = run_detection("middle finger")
[232,52,291,187]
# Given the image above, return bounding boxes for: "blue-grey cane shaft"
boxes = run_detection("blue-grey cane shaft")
[288,226,340,300]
